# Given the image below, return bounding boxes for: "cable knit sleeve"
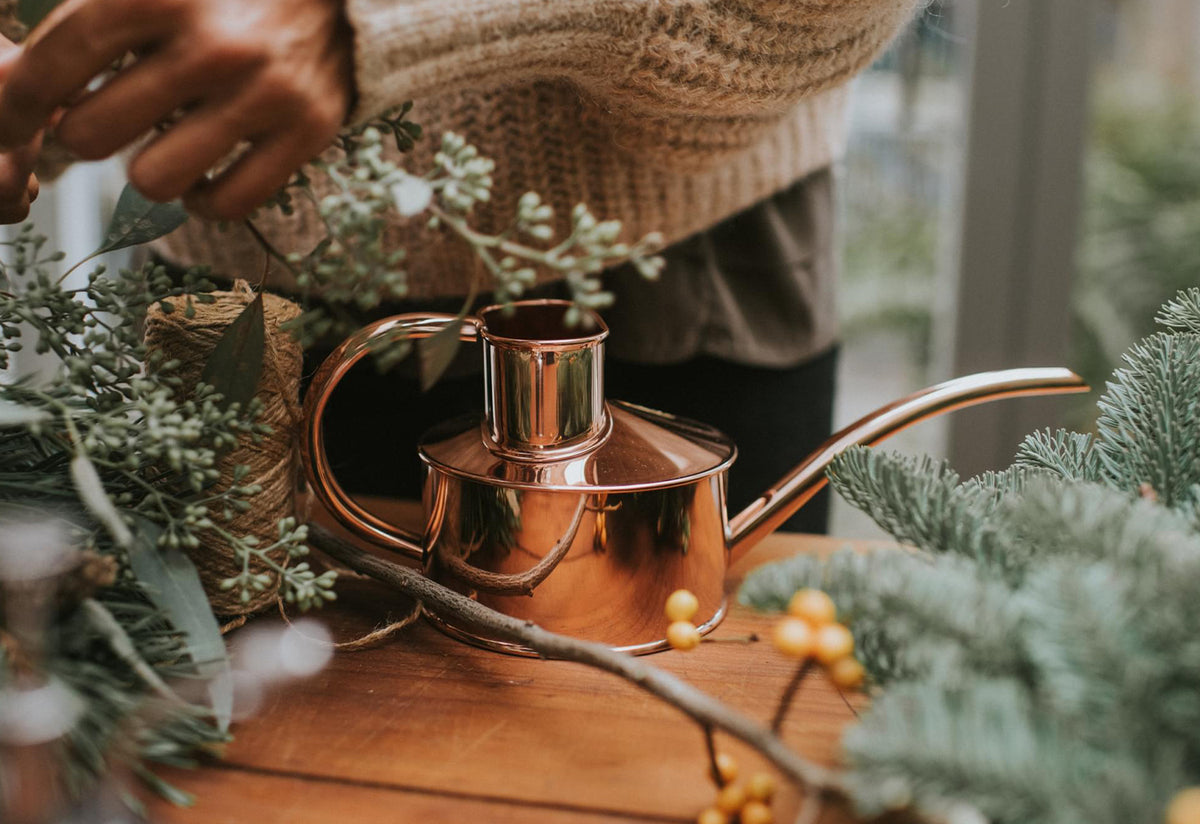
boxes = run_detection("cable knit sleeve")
[342,0,918,123]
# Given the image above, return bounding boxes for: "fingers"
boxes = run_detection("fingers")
[126,99,259,204]
[0,0,174,149]
[55,50,202,161]
[134,70,344,219]
[183,128,326,221]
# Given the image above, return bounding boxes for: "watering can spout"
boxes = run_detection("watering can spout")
[725,367,1089,561]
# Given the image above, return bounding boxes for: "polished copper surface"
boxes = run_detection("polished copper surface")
[302,299,1090,654]
[419,401,735,491]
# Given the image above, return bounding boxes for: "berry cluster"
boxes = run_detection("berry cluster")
[665,589,703,650]
[772,589,864,690]
[696,754,777,824]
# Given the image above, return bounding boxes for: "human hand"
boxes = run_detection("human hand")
[0,0,354,221]
[0,38,42,224]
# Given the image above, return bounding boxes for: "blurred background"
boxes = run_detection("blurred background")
[6,0,1198,537]
[834,0,1199,534]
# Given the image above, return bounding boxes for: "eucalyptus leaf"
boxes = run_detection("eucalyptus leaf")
[0,399,51,427]
[17,0,61,27]
[199,293,265,411]
[70,453,133,549]
[418,321,463,392]
[128,520,233,732]
[92,185,188,258]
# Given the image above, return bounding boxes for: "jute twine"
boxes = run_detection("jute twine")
[143,283,302,618]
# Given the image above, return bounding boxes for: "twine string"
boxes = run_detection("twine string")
[143,285,303,617]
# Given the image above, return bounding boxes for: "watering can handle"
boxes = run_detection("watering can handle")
[301,313,482,560]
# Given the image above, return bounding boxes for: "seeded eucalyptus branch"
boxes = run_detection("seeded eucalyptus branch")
[270,115,664,369]
[0,226,333,612]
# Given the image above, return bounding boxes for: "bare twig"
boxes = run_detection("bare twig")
[702,724,725,787]
[308,523,845,797]
[835,686,862,720]
[771,660,815,734]
[437,496,588,596]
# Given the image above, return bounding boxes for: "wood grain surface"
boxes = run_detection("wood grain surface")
[146,502,879,824]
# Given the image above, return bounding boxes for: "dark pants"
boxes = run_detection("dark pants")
[317,344,837,534]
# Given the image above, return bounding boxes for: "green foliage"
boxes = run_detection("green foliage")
[277,125,664,367]
[1156,287,1200,334]
[740,291,1200,824]
[49,580,230,796]
[0,229,329,609]
[0,226,335,807]
[199,293,265,412]
[94,185,190,258]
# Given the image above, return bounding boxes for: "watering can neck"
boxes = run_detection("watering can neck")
[478,301,610,459]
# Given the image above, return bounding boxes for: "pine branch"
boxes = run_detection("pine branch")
[827,448,1016,579]
[1095,332,1200,505]
[740,291,1200,824]
[1156,287,1200,333]
[842,680,1183,824]
[1012,429,1103,483]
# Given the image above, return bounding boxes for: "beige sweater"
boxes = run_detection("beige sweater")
[39,0,915,298]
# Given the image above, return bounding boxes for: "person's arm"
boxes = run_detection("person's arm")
[344,0,918,122]
[0,0,915,225]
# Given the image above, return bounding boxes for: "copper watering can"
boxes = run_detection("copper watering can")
[302,300,1086,654]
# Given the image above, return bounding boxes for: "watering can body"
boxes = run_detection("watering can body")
[303,300,1086,654]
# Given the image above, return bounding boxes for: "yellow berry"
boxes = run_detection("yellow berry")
[787,588,836,626]
[813,623,855,665]
[772,617,814,659]
[714,783,747,815]
[666,589,701,622]
[714,751,739,784]
[667,620,701,651]
[746,772,776,803]
[828,656,866,690]
[741,800,774,824]
[1167,787,1200,824]
[697,808,728,824]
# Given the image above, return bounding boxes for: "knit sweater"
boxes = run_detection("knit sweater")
[156,0,917,298]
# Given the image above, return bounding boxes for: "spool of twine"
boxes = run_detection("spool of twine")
[143,283,303,618]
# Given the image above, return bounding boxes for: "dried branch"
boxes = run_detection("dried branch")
[308,522,845,797]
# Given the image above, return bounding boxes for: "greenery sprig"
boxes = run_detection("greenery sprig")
[275,120,663,374]
[0,228,331,612]
[741,288,1200,824]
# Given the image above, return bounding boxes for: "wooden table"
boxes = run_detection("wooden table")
[148,510,871,824]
